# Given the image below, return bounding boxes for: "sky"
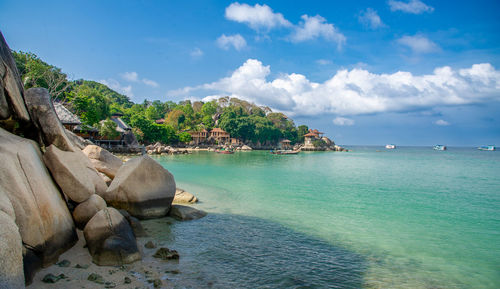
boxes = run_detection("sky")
[1,0,500,146]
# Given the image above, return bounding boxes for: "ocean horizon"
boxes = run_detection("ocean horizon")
[143,147,500,288]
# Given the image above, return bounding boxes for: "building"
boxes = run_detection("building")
[53,102,81,131]
[280,139,291,149]
[189,129,208,145]
[231,138,242,146]
[155,118,165,124]
[303,129,324,148]
[210,127,230,144]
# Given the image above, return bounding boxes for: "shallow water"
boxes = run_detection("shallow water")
[146,147,500,288]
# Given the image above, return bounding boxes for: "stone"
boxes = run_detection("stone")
[0,128,77,283]
[173,188,198,204]
[42,273,66,283]
[0,32,30,121]
[74,264,89,269]
[118,210,148,237]
[83,207,141,266]
[72,194,107,230]
[24,87,77,151]
[65,128,92,150]
[153,248,179,260]
[144,241,156,249]
[169,205,207,221]
[124,276,132,284]
[153,279,162,288]
[82,145,123,179]
[240,145,252,150]
[0,209,24,289]
[98,171,113,186]
[87,273,105,284]
[56,259,71,267]
[43,145,95,203]
[102,155,176,219]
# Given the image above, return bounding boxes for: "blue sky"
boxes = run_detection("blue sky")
[1,0,499,146]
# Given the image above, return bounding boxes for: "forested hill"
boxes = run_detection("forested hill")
[12,51,311,145]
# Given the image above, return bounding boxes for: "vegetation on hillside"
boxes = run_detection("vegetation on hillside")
[12,51,310,145]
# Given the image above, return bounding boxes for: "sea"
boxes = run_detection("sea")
[143,146,500,289]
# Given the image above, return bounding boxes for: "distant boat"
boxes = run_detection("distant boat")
[270,150,300,155]
[385,144,396,149]
[433,145,447,151]
[478,145,495,151]
[216,148,234,154]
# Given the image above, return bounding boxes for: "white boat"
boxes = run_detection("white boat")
[478,145,495,151]
[433,145,446,151]
[385,144,396,149]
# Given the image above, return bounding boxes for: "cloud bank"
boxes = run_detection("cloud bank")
[172,59,500,118]
[359,8,385,29]
[225,3,291,30]
[397,34,439,54]
[388,0,434,14]
[217,34,247,51]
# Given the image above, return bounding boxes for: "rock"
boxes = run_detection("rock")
[153,247,179,260]
[118,209,148,238]
[124,276,131,284]
[0,32,30,121]
[173,188,198,204]
[74,263,89,269]
[72,194,107,230]
[240,145,252,150]
[65,128,92,150]
[102,155,176,219]
[0,209,24,289]
[43,145,95,203]
[56,259,71,267]
[104,281,116,288]
[0,128,77,283]
[42,273,66,283]
[153,279,162,288]
[169,205,207,221]
[98,171,113,186]
[144,241,156,249]
[82,145,122,179]
[83,207,141,266]
[24,87,77,152]
[87,273,105,284]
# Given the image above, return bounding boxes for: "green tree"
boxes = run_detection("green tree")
[99,118,119,139]
[178,131,192,143]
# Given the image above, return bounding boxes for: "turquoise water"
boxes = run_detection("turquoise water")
[145,147,500,288]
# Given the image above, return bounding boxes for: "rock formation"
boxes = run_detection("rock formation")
[102,155,176,219]
[82,145,123,179]
[173,188,198,204]
[72,194,107,230]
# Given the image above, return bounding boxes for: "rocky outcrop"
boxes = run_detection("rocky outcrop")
[82,145,122,179]
[169,205,207,221]
[65,128,92,150]
[0,190,24,289]
[0,128,77,283]
[173,188,198,204]
[0,32,30,122]
[102,155,176,219]
[83,208,141,266]
[118,210,148,238]
[72,194,107,230]
[24,88,77,152]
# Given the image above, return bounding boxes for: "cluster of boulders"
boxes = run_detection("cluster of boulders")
[0,32,206,288]
[145,142,190,155]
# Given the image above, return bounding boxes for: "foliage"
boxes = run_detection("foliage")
[177,131,192,143]
[99,118,120,139]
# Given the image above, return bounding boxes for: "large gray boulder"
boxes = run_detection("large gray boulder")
[0,32,30,122]
[0,128,77,283]
[72,194,107,230]
[102,155,176,219]
[82,145,122,179]
[83,207,141,266]
[43,145,95,203]
[0,190,24,289]
[169,205,207,221]
[24,87,77,152]
[65,128,92,150]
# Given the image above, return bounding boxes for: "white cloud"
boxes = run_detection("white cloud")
[388,0,434,14]
[172,59,500,117]
[99,79,133,97]
[121,71,139,82]
[397,35,439,54]
[290,15,346,49]
[142,78,159,88]
[316,59,333,65]
[333,117,355,126]
[359,8,385,29]
[435,119,450,126]
[190,47,204,58]
[217,34,247,51]
[225,2,291,30]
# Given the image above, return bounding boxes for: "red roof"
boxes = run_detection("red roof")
[155,118,165,124]
[303,132,318,137]
[211,128,227,133]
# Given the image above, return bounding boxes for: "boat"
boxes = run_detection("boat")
[433,145,447,151]
[385,144,396,149]
[270,150,300,155]
[478,145,495,151]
